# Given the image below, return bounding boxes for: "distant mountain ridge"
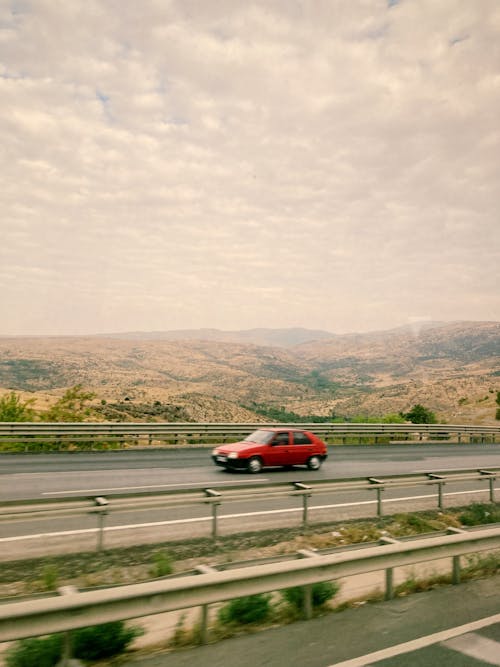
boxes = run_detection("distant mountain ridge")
[0,321,498,424]
[94,321,452,348]
[95,327,337,347]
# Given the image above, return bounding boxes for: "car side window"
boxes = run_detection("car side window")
[293,432,312,445]
[273,432,289,445]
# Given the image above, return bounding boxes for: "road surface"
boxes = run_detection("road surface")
[1,444,499,559]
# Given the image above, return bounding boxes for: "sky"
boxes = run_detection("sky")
[1,0,499,337]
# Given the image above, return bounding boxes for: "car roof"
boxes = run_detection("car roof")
[256,427,310,432]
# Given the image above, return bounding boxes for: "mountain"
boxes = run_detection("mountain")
[0,322,498,424]
[95,327,336,347]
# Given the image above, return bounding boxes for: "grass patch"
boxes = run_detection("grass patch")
[459,503,500,525]
[169,613,202,648]
[149,550,173,578]
[462,551,500,578]
[394,571,453,596]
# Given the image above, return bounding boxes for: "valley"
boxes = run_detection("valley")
[0,321,498,424]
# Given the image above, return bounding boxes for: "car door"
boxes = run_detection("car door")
[291,430,314,464]
[265,431,292,466]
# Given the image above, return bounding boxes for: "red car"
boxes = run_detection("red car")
[211,428,328,473]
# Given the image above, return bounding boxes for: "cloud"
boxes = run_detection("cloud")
[0,0,499,335]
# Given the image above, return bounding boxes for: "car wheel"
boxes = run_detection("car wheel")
[246,457,263,474]
[307,456,322,471]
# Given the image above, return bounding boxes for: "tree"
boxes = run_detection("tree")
[404,404,437,424]
[0,392,36,422]
[351,413,406,424]
[496,391,500,421]
[41,385,96,422]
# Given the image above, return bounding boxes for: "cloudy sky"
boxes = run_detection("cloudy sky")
[1,0,499,336]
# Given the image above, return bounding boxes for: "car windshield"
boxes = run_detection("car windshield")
[244,430,275,444]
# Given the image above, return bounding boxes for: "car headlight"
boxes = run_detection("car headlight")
[227,452,239,459]
[212,448,219,455]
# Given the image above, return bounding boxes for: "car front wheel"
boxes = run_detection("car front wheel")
[246,457,263,474]
[307,456,322,471]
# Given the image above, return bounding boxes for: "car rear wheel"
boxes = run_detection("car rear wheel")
[246,457,263,474]
[307,456,322,471]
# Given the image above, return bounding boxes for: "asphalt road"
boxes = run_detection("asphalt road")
[1,444,500,560]
[1,443,500,501]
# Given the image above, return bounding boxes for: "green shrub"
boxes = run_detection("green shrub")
[6,621,142,667]
[459,503,500,526]
[283,581,339,612]
[41,565,58,591]
[150,551,173,577]
[6,635,62,667]
[0,392,36,422]
[72,621,142,661]
[218,593,272,625]
[403,404,437,424]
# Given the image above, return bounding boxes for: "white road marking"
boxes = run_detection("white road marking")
[0,516,212,541]
[390,487,499,499]
[5,468,178,478]
[328,614,500,667]
[444,632,500,666]
[412,466,499,473]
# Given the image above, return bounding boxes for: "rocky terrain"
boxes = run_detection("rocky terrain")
[0,321,498,424]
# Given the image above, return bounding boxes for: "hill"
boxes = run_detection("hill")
[0,322,498,424]
[95,327,336,347]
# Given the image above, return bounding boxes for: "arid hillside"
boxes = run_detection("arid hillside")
[0,321,498,424]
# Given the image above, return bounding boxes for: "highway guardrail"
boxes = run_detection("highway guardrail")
[1,468,498,549]
[0,421,498,451]
[1,524,499,651]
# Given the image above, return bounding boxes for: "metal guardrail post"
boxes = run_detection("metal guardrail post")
[427,474,445,510]
[379,536,399,600]
[293,482,312,530]
[92,497,109,552]
[447,527,465,584]
[196,565,217,644]
[200,603,209,644]
[368,478,384,517]
[303,584,313,619]
[479,470,496,502]
[385,568,394,600]
[56,586,83,667]
[298,549,318,619]
[204,489,222,539]
[437,481,444,510]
